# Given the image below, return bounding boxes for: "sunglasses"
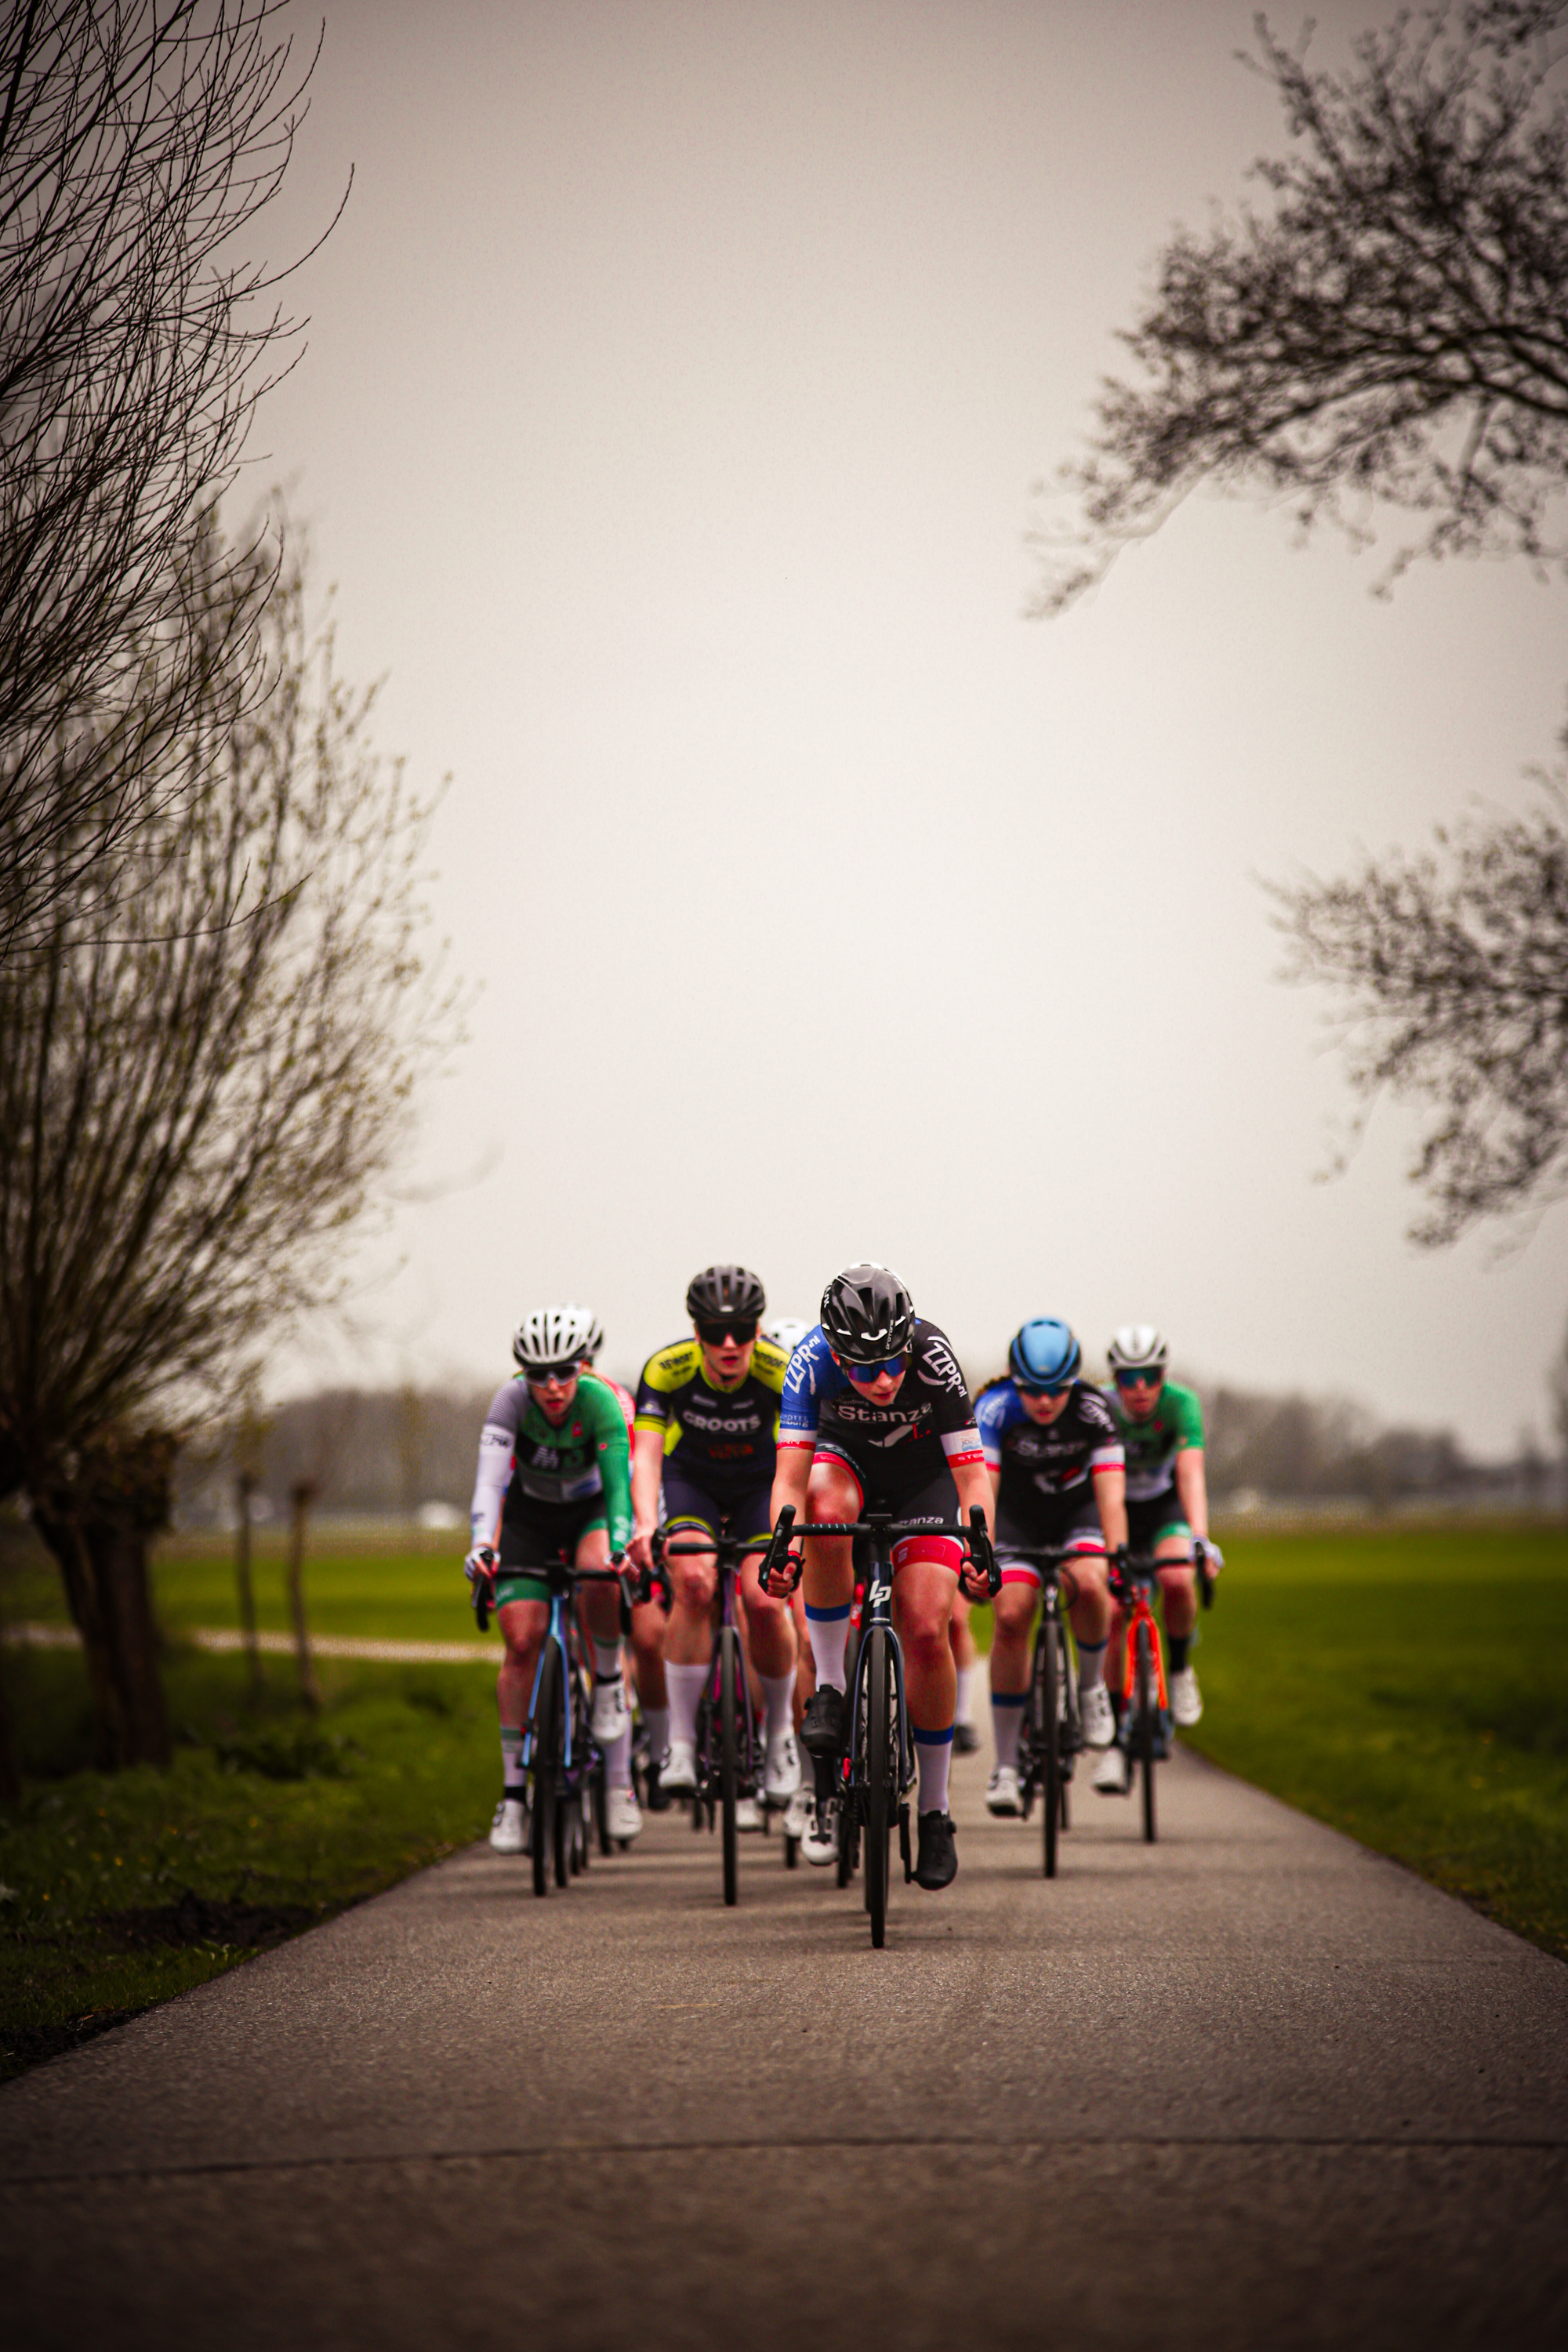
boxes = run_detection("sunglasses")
[528,1366,578,1388]
[1017,1378,1072,1398]
[1113,1367,1162,1389]
[696,1319,757,1347]
[844,1354,906,1383]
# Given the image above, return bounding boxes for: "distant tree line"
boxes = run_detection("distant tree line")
[169,1375,1562,1527]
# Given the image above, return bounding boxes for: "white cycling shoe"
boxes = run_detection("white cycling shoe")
[1169,1666,1203,1727]
[764,1730,801,1805]
[735,1795,764,1831]
[605,1783,642,1842]
[591,1675,630,1745]
[660,1737,697,1795]
[782,1784,813,1841]
[1092,1744,1132,1795]
[985,1765,1022,1817]
[802,1807,837,1867]
[1079,1682,1116,1750]
[489,1796,528,1853]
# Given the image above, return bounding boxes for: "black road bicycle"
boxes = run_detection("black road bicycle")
[655,1525,797,1905]
[472,1555,628,1897]
[990,1541,1093,1878]
[761,1504,997,1950]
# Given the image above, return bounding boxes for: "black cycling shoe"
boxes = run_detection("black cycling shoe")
[913,1809,958,1890]
[644,1758,672,1813]
[952,1721,981,1755]
[800,1686,846,1760]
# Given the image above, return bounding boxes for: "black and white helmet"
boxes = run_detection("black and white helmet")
[819,1263,916,1364]
[1107,1325,1168,1376]
[685,1264,767,1326]
[513,1304,597,1376]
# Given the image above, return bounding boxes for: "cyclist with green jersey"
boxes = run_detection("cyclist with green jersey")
[628,1265,801,1811]
[1093,1324,1221,1795]
[465,1305,638,1849]
[579,1312,672,1809]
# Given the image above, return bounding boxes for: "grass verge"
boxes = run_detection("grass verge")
[0,1639,498,2086]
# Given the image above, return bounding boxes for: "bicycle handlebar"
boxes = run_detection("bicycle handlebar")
[756,1504,1000,1599]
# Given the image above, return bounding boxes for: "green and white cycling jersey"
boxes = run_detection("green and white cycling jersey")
[1102,1378,1205,1503]
[469,1371,633,1553]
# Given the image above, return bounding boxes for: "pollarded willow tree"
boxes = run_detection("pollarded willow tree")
[0,516,457,1769]
[1035,1,1568,1243]
[0,0,336,957]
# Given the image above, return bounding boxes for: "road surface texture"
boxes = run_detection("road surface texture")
[2,1743,1565,2350]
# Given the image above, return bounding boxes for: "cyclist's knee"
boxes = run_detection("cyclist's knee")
[993,1583,1035,1638]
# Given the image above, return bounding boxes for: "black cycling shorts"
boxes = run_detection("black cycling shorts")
[809,1442,964,1573]
[661,1465,772,1546]
[996,1483,1105,1587]
[495,1491,608,1605]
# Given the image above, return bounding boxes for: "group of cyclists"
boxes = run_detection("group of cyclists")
[463,1261,1221,1896]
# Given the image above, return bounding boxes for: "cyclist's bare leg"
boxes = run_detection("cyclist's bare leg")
[1154,1539,1197,1639]
[986,1573,1036,1780]
[661,1526,717,1777]
[789,1581,812,1729]
[892,1555,960,1817]
[497,1597,550,1744]
[574,1526,634,1789]
[949,1590,977,1737]
[800,1454,858,1657]
[739,1552,796,1680]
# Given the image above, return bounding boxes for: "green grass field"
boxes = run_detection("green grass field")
[2,1515,1564,2085]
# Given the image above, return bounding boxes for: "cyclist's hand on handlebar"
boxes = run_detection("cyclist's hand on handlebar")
[464,1544,496,1588]
[627,1523,656,1574]
[1193,1537,1224,1576]
[1108,1543,1131,1604]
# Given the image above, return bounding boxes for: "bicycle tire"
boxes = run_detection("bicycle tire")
[530,1639,562,1900]
[1135,1620,1158,1844]
[1038,1612,1061,1880]
[835,1782,854,1886]
[866,1628,892,1948]
[593,1763,612,1858]
[719,1625,740,1907]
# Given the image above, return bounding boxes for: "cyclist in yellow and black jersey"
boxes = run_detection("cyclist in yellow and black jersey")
[628,1264,800,1810]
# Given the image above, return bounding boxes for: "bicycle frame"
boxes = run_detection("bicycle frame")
[660,1525,774,1904]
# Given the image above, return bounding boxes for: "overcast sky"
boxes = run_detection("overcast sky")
[246,0,1566,1454]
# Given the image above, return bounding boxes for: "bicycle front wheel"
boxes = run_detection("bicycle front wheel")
[1036,1612,1062,1880]
[866,1628,892,1948]
[1135,1620,1158,1845]
[530,1641,563,1900]
[719,1625,740,1907]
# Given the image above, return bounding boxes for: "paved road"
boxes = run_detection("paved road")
[3,1742,1565,2350]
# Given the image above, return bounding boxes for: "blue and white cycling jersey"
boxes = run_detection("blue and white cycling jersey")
[778,1319,983,1480]
[976,1377,1123,1504]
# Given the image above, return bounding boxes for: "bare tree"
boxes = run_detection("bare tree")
[0,0,336,954]
[1269,757,1568,1243]
[1032,3,1568,613]
[0,523,457,1766]
[1036,4,1568,1243]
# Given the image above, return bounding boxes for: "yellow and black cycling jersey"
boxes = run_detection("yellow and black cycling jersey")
[633,1335,789,1500]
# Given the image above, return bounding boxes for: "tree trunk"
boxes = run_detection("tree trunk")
[286,1479,321,1711]
[31,1427,177,1770]
[0,1663,20,1804]
[234,1469,262,1701]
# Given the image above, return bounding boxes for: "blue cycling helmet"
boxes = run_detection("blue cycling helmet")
[1009,1317,1080,1391]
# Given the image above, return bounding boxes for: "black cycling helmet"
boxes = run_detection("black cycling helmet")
[684,1263,767,1326]
[819,1262,916,1364]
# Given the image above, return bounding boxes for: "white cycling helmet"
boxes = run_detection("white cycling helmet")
[579,1310,606,1361]
[513,1304,598,1376]
[1107,1325,1168,1375]
[764,1316,813,1357]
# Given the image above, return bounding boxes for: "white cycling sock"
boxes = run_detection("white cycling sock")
[954,1664,975,1726]
[601,1718,633,1789]
[991,1691,1026,1773]
[642,1704,670,1766]
[805,1604,851,1693]
[500,1723,525,1795]
[761,1672,796,1738]
[666,1661,708,1748]
[1076,1636,1108,1691]
[914,1726,953,1816]
[591,1639,622,1683]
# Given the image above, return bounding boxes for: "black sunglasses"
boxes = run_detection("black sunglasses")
[696,1319,757,1346]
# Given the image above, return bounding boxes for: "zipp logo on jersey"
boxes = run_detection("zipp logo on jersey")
[915,1337,963,1391]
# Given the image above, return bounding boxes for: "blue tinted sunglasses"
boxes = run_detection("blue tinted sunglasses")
[1113,1367,1162,1389]
[845,1354,906,1383]
[1017,1377,1072,1396]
